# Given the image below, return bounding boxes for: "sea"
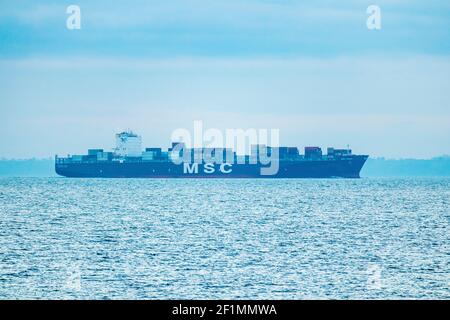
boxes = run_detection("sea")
[0,177,448,299]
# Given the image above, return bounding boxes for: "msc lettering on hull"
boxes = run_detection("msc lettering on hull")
[183,163,232,174]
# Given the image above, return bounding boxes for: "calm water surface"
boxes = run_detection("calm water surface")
[0,177,449,299]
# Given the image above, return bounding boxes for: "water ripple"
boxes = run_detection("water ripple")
[0,177,449,299]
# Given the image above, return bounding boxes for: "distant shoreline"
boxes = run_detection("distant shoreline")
[0,157,449,177]
[362,157,450,177]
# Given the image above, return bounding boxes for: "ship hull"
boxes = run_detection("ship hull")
[55,156,368,178]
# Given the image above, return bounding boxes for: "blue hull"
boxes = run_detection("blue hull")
[55,156,368,178]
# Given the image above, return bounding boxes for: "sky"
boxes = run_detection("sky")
[0,0,449,159]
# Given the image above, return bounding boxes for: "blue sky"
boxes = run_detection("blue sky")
[0,0,449,158]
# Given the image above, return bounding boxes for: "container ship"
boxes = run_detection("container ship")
[55,131,368,178]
